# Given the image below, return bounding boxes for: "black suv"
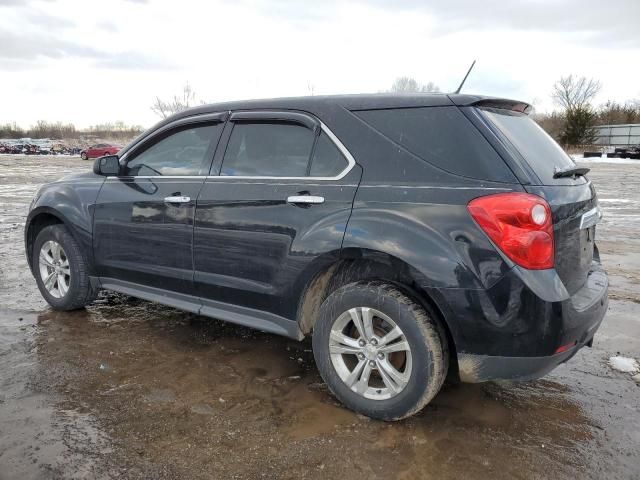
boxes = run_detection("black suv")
[25,94,608,420]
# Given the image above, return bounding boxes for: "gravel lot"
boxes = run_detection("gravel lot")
[0,155,638,479]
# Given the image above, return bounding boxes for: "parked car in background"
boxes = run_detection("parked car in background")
[25,94,608,420]
[80,143,121,160]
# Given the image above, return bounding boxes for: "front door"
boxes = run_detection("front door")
[93,118,225,296]
[193,111,361,321]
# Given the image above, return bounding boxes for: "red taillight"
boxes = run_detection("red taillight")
[467,192,554,270]
[554,341,577,354]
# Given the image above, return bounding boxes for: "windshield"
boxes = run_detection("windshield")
[480,107,577,185]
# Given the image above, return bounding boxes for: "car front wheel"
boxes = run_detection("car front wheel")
[80,152,88,160]
[312,281,448,421]
[33,224,97,310]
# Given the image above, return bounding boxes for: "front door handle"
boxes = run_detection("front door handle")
[286,195,325,205]
[164,195,191,204]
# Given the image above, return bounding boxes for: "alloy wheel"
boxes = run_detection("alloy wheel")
[38,240,71,298]
[329,307,412,400]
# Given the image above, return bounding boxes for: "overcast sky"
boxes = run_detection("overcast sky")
[1,0,639,128]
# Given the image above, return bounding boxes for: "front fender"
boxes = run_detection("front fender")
[25,177,104,272]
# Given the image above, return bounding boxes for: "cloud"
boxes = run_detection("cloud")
[230,0,640,48]
[96,20,119,33]
[411,0,640,48]
[0,30,173,71]
[22,10,76,29]
[0,0,54,5]
[1,0,638,127]
[0,30,103,61]
[94,52,175,70]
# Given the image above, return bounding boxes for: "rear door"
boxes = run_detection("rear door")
[193,110,361,321]
[93,114,225,296]
[476,107,601,294]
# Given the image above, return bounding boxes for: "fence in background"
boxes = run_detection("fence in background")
[594,124,640,146]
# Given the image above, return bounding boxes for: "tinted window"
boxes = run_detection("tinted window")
[221,123,314,177]
[480,108,576,184]
[355,106,514,182]
[310,132,348,177]
[125,124,221,176]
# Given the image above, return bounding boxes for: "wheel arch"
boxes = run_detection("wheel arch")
[296,248,460,372]
[25,208,82,273]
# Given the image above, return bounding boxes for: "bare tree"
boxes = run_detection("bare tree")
[552,75,601,111]
[389,77,440,94]
[551,75,602,147]
[597,100,640,125]
[307,81,315,96]
[151,83,205,119]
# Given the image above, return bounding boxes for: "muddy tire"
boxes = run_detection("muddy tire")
[33,224,97,310]
[312,281,448,421]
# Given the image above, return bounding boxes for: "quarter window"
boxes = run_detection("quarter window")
[125,123,221,176]
[309,132,348,177]
[355,106,515,182]
[221,123,315,177]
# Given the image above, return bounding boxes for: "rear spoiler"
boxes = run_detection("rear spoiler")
[448,95,533,115]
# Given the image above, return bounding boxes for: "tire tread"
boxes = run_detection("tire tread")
[312,280,449,421]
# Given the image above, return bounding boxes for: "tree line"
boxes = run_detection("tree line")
[384,74,639,148]
[0,120,144,141]
[534,75,640,147]
[151,77,637,149]
[4,77,637,149]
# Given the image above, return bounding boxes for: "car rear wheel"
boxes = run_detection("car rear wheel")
[312,281,448,421]
[33,224,98,310]
[80,152,88,160]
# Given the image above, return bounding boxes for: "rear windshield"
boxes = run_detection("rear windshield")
[479,108,576,184]
[354,106,516,182]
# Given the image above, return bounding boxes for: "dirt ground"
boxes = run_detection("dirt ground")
[0,155,638,480]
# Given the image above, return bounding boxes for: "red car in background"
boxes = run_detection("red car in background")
[80,144,121,160]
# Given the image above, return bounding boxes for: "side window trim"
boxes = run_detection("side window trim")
[305,127,322,177]
[209,110,356,180]
[229,110,320,131]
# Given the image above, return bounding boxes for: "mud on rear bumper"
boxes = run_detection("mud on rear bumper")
[457,304,606,383]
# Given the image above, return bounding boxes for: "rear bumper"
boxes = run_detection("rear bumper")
[457,323,601,382]
[435,261,608,382]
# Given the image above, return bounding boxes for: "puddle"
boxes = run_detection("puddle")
[0,155,639,479]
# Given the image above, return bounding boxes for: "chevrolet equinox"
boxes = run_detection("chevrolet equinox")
[25,94,608,420]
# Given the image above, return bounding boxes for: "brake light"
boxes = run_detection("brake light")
[467,192,554,269]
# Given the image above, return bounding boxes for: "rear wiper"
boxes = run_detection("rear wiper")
[553,165,590,179]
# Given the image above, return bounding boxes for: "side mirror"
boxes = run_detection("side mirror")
[93,155,120,176]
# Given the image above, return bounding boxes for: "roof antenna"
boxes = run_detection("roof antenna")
[454,60,476,94]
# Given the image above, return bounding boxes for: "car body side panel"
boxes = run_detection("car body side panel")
[343,185,521,290]
[193,170,361,321]
[25,172,105,272]
[92,177,206,295]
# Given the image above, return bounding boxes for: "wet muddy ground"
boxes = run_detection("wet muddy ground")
[0,155,638,479]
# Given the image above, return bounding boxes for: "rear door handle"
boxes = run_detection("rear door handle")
[286,195,325,205]
[164,196,191,204]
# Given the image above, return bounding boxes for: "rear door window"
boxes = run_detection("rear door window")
[479,108,577,185]
[221,123,315,177]
[354,106,515,182]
